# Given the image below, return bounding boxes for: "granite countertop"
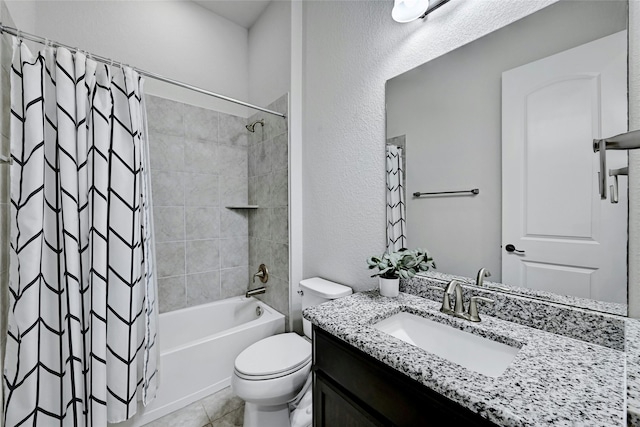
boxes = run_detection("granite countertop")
[303,291,625,427]
[627,319,640,426]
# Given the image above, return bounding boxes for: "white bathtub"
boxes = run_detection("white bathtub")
[113,296,285,427]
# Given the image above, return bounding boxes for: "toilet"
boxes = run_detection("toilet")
[232,277,352,427]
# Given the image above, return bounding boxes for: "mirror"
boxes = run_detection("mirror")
[385,0,628,315]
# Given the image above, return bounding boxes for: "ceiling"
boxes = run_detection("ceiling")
[194,0,272,29]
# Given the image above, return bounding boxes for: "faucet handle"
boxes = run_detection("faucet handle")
[467,296,494,322]
[253,264,269,284]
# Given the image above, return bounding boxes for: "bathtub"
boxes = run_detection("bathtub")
[113,296,285,427]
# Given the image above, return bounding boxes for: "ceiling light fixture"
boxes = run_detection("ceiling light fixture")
[392,0,451,23]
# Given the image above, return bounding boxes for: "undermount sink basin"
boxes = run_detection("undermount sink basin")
[373,312,520,377]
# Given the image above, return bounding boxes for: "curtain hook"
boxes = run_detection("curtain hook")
[16,29,22,42]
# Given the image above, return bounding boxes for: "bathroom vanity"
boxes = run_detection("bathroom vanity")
[313,326,495,426]
[304,290,626,426]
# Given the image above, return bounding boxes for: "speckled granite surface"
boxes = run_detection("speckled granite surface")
[304,291,625,427]
[415,271,627,316]
[402,275,626,351]
[627,319,640,426]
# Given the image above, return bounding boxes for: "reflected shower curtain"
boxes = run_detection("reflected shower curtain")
[386,145,407,252]
[4,40,158,426]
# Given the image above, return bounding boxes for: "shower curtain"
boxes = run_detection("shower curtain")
[4,40,158,426]
[386,145,407,253]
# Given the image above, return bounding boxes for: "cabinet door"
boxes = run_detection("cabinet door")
[313,372,385,427]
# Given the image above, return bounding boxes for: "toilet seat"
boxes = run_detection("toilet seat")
[234,333,311,380]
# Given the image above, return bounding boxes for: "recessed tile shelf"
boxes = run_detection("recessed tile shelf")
[225,205,259,209]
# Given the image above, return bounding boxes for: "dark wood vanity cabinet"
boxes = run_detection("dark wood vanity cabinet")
[312,326,498,427]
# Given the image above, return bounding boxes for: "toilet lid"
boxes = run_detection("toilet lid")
[235,333,311,378]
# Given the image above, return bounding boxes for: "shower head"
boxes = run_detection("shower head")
[246,119,265,133]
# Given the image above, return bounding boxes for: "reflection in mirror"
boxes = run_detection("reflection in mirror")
[385,0,628,314]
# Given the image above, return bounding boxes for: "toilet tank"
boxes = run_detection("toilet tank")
[300,277,352,338]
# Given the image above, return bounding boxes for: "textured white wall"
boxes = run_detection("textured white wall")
[4,0,251,116]
[301,0,558,291]
[629,1,640,317]
[248,0,291,106]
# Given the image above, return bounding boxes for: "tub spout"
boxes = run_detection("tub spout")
[246,287,266,298]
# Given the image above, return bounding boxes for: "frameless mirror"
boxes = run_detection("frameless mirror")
[385,0,628,315]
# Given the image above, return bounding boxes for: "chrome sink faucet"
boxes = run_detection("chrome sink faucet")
[476,268,491,287]
[431,280,494,322]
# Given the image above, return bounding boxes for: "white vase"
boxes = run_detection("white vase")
[379,277,400,297]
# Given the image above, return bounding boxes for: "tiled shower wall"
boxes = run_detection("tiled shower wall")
[147,95,251,312]
[248,95,289,321]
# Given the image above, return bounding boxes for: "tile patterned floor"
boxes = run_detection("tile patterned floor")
[143,387,244,427]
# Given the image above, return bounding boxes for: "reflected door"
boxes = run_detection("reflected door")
[501,31,627,303]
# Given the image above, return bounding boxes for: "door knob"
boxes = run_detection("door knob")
[505,244,525,254]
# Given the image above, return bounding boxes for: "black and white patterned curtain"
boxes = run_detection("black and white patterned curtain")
[4,40,158,426]
[386,145,407,253]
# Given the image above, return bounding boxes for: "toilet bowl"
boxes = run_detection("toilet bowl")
[232,278,352,427]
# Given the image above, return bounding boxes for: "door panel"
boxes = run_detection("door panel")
[502,31,627,303]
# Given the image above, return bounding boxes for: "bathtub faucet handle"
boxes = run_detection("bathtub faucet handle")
[253,264,269,284]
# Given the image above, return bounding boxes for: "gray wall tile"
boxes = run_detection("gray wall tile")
[185,207,220,240]
[187,271,221,307]
[248,209,270,240]
[149,132,184,172]
[220,237,248,269]
[269,133,288,172]
[221,267,249,299]
[250,142,270,176]
[185,174,219,207]
[248,176,257,206]
[249,238,271,270]
[220,209,248,238]
[219,113,248,147]
[271,169,287,208]
[265,97,288,141]
[219,145,248,178]
[253,174,271,208]
[146,97,283,315]
[158,276,186,313]
[184,103,218,142]
[271,207,288,243]
[257,276,288,318]
[271,243,289,280]
[186,239,220,273]
[156,242,185,278]
[184,138,219,174]
[151,171,184,206]
[154,206,185,243]
[146,95,184,137]
[220,174,247,207]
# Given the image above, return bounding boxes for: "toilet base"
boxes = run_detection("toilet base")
[243,401,290,427]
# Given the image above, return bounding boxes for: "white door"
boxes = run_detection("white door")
[502,31,627,303]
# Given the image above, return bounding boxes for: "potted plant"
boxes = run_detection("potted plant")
[367,248,435,297]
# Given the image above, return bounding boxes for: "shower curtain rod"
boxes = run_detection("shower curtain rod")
[0,23,286,119]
